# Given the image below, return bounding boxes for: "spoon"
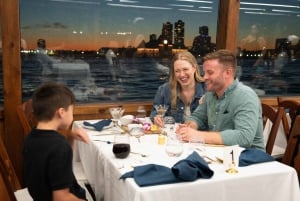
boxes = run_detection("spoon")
[130,151,148,157]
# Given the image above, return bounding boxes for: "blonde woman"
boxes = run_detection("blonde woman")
[150,51,205,126]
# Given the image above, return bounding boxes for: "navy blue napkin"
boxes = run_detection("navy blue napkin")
[120,151,214,187]
[172,151,214,181]
[239,148,275,167]
[83,119,112,131]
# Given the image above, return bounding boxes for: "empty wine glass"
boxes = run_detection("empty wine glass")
[136,106,147,118]
[129,127,144,143]
[109,107,125,128]
[154,104,168,118]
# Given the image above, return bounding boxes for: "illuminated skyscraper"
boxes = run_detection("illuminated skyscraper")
[160,21,173,45]
[174,20,185,49]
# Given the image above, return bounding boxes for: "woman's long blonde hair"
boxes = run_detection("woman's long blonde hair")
[168,51,204,109]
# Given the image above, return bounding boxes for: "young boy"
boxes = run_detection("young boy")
[23,82,90,201]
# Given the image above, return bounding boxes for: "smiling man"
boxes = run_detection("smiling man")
[177,49,265,151]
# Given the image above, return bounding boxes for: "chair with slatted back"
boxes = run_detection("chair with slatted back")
[0,156,17,201]
[277,97,300,141]
[282,115,300,165]
[0,154,17,201]
[261,103,285,156]
[281,115,300,182]
[0,136,33,201]
[16,99,37,136]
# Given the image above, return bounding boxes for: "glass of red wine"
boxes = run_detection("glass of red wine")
[112,134,130,159]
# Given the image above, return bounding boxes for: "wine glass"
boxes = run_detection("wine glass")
[129,127,144,143]
[112,134,130,159]
[136,105,147,118]
[154,104,168,118]
[109,107,125,128]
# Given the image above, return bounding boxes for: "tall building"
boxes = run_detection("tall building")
[191,26,211,57]
[158,22,173,57]
[145,34,159,48]
[174,20,185,49]
[160,22,173,45]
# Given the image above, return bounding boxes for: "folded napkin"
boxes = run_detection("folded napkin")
[239,148,275,167]
[172,151,214,181]
[120,151,214,187]
[83,119,112,131]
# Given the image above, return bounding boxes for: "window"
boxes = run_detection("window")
[238,0,300,96]
[19,0,219,103]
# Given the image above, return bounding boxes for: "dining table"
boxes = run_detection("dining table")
[72,119,300,201]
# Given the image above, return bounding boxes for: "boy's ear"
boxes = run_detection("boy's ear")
[56,107,65,118]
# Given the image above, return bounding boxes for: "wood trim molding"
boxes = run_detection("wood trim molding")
[216,0,240,52]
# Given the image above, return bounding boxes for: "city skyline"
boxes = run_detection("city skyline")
[19,0,300,51]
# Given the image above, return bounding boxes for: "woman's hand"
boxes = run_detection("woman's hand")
[153,115,164,127]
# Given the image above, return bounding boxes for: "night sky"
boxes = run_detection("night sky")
[20,0,300,50]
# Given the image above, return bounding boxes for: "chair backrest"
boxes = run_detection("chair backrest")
[0,137,21,192]
[0,136,20,201]
[16,99,37,136]
[0,154,17,201]
[282,115,300,166]
[261,103,285,155]
[277,97,300,140]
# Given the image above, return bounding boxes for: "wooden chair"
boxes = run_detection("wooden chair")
[277,97,300,140]
[0,137,21,192]
[261,103,285,155]
[16,99,37,136]
[281,115,300,182]
[0,157,17,201]
[282,115,300,165]
[0,136,33,201]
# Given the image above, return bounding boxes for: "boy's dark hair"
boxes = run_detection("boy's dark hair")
[32,82,75,121]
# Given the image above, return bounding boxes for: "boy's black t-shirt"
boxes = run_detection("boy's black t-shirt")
[23,128,86,201]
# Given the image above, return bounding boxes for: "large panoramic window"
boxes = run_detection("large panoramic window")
[238,0,300,96]
[19,0,219,103]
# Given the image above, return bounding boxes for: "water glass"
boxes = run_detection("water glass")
[163,116,176,136]
[165,135,183,157]
[189,135,205,154]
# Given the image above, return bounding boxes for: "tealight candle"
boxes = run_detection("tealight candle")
[158,134,165,145]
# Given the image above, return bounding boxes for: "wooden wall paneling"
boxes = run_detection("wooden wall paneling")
[73,101,153,120]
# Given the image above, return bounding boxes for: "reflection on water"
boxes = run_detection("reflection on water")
[4,55,170,103]
[0,53,300,104]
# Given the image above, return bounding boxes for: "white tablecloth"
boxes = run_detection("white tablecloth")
[73,120,300,201]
